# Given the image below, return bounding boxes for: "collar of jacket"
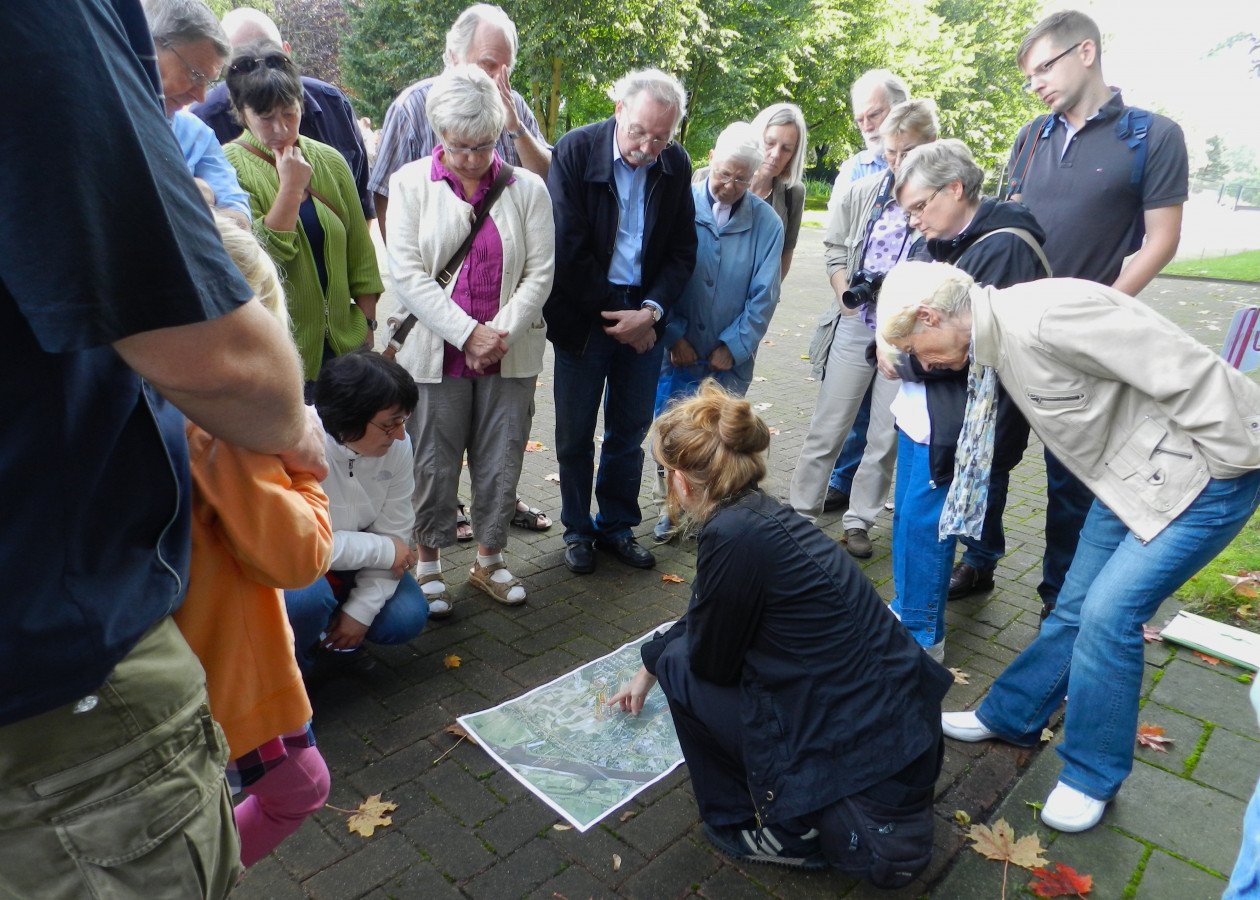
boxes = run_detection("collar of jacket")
[969,284,1001,369]
[583,117,679,184]
[692,182,755,236]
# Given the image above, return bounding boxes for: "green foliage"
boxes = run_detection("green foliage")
[1195,135,1229,183]
[1175,509,1260,629]
[341,0,448,121]
[204,0,272,18]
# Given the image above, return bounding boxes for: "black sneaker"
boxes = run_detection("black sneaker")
[703,822,828,870]
[823,486,850,512]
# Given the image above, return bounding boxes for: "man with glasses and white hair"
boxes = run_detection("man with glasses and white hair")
[946,9,1189,620]
[143,0,251,227]
[546,69,697,575]
[370,3,550,239]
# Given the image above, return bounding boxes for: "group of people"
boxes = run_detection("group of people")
[6,0,1260,895]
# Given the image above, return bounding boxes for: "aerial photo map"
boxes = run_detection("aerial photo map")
[459,625,683,831]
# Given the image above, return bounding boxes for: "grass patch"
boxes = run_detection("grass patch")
[1174,509,1260,630]
[1162,249,1260,282]
[803,177,832,211]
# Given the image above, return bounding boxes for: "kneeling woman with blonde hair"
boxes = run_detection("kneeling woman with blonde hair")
[608,381,950,887]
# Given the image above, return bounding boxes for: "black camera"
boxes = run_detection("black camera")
[842,269,885,310]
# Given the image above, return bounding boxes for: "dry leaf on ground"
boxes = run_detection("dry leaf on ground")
[753,376,767,382]
[969,819,1049,869]
[661,573,686,584]
[1193,651,1222,666]
[754,402,773,411]
[525,441,546,452]
[954,809,971,826]
[768,427,781,435]
[612,853,622,871]
[443,654,461,669]
[619,810,638,822]
[1136,723,1174,752]
[762,339,775,346]
[552,823,572,831]
[345,793,398,838]
[1029,862,1093,897]
[1142,624,1163,642]
[1041,728,1055,743]
[545,473,561,483]
[949,668,970,685]
[1222,571,1260,598]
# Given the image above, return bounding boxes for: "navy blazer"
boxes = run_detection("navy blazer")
[543,117,698,354]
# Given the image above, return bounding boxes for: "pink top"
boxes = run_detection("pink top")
[431,149,514,378]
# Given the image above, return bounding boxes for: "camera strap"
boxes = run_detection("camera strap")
[856,169,906,277]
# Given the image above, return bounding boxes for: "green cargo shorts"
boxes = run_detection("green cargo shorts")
[0,616,241,899]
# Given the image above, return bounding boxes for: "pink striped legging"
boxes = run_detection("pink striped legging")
[234,743,330,867]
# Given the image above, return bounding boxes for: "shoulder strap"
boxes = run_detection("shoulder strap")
[969,226,1053,277]
[1003,115,1053,201]
[1114,107,1151,189]
[230,139,344,226]
[384,164,515,358]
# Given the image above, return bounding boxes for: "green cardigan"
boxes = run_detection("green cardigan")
[225,132,383,380]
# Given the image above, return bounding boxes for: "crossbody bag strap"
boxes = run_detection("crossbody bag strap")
[1003,115,1052,201]
[969,226,1053,277]
[230,139,345,225]
[385,164,515,358]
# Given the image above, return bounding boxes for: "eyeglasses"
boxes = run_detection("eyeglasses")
[1022,42,1082,91]
[623,124,675,150]
[903,186,943,222]
[443,140,496,158]
[883,143,923,165]
[161,40,213,88]
[368,414,410,438]
[711,169,752,187]
[228,53,289,76]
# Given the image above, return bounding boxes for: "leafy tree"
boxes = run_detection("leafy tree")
[203,0,272,19]
[1195,135,1228,183]
[275,0,347,86]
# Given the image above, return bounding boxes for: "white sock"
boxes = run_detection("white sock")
[477,552,525,602]
[477,552,504,569]
[417,559,444,594]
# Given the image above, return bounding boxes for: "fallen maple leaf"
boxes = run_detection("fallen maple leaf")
[525,441,546,452]
[443,654,461,669]
[612,853,622,872]
[433,723,478,764]
[1141,624,1163,643]
[345,793,397,838]
[1136,723,1174,752]
[969,819,1048,870]
[661,573,686,584]
[1040,728,1055,743]
[1029,863,1093,897]
[949,667,970,685]
[545,473,561,483]
[1193,651,1221,666]
[1222,572,1260,599]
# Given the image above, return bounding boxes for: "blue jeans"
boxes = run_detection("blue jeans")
[1039,450,1095,605]
[829,380,872,493]
[284,572,428,671]
[654,360,750,418]
[890,434,953,648]
[977,470,1260,800]
[553,330,666,545]
[1227,774,1260,899]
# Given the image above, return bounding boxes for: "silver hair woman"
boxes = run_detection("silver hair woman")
[788,98,938,559]
[878,259,1260,835]
[750,103,808,278]
[385,64,555,615]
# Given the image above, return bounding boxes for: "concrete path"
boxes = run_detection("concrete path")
[236,231,1260,899]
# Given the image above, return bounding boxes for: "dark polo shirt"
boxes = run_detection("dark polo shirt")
[1008,91,1188,284]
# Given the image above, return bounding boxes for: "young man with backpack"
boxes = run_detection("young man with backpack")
[946,9,1189,620]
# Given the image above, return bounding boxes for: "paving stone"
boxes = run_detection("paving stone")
[1149,657,1255,728]
[232,855,311,900]
[1044,825,1148,900]
[301,831,421,899]
[612,787,700,856]
[421,758,508,825]
[697,864,775,898]
[372,860,464,900]
[272,817,354,881]
[398,808,496,881]
[1192,726,1260,801]
[347,740,436,796]
[548,824,646,890]
[361,702,450,755]
[617,833,721,898]
[1136,849,1229,897]
[462,837,569,898]
[476,797,558,855]
[1131,702,1210,776]
[536,860,618,899]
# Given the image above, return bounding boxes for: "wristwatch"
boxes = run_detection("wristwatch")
[506,128,524,139]
[365,316,377,331]
[641,302,663,324]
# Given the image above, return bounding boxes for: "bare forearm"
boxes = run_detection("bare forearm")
[510,133,551,179]
[355,294,379,320]
[264,185,304,233]
[1112,239,1177,296]
[374,193,389,244]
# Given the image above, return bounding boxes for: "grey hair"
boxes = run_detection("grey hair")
[711,122,764,172]
[221,7,282,47]
[876,261,975,343]
[142,0,230,56]
[750,102,807,188]
[612,69,688,125]
[444,4,518,70]
[896,139,985,204]
[850,69,909,108]
[880,98,939,142]
[1018,10,1102,67]
[427,64,506,144]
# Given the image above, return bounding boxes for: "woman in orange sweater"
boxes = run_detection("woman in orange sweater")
[173,212,334,867]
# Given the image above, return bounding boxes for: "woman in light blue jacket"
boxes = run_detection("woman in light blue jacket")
[652,123,783,539]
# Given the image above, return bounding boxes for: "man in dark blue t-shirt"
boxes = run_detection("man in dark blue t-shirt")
[0,0,326,893]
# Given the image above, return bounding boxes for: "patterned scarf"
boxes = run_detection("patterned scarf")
[938,355,999,540]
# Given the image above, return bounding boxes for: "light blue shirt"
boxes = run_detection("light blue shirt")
[608,127,652,288]
[169,110,251,218]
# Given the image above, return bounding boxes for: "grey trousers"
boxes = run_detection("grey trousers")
[408,374,536,551]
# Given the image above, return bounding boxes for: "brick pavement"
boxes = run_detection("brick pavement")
[235,232,1260,898]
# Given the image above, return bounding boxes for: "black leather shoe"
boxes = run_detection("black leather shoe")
[595,535,656,569]
[564,541,596,575]
[822,486,850,512]
[947,563,995,601]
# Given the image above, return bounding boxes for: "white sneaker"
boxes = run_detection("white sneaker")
[925,640,945,664]
[942,710,998,742]
[1041,782,1107,832]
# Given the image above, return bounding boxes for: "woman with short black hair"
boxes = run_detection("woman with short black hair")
[283,352,427,672]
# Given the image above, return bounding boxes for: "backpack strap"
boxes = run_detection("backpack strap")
[1114,107,1151,190]
[969,226,1053,278]
[1004,115,1053,201]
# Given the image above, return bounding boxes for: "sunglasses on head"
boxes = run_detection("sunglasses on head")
[229,54,288,75]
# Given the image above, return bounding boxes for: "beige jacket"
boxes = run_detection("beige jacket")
[972,279,1260,542]
[385,157,555,382]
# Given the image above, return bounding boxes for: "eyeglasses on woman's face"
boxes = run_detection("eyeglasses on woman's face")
[902,186,943,223]
[368,413,410,438]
